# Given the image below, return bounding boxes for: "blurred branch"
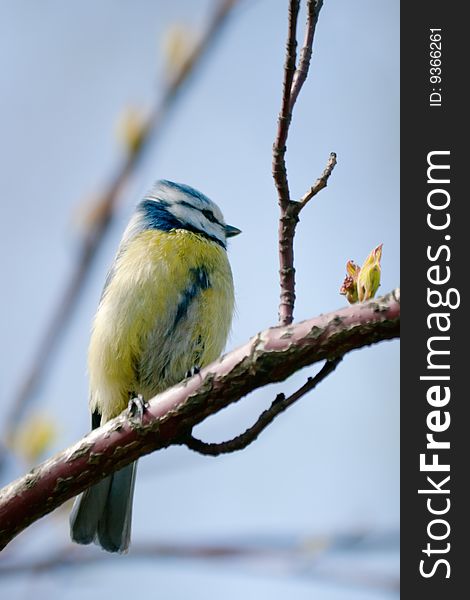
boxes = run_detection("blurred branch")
[0,529,400,594]
[2,0,240,459]
[0,289,400,550]
[272,0,333,327]
[184,357,342,456]
[1,541,254,574]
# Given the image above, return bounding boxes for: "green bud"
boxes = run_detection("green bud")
[357,244,383,301]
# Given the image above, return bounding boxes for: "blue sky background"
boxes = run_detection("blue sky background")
[0,1,399,598]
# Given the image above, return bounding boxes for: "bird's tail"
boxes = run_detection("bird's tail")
[70,461,137,553]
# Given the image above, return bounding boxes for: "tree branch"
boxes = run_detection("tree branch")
[0,530,399,595]
[3,0,240,454]
[0,530,399,594]
[290,0,323,109]
[273,1,328,327]
[298,151,337,209]
[183,356,342,456]
[272,0,300,212]
[0,289,399,551]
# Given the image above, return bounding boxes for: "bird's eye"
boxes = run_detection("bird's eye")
[202,209,218,224]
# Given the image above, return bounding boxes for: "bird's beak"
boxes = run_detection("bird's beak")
[225,224,242,237]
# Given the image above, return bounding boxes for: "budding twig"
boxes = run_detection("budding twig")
[273,1,331,327]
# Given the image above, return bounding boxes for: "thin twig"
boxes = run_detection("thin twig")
[298,151,337,209]
[273,0,299,327]
[272,0,300,211]
[290,0,323,109]
[183,357,342,456]
[0,290,400,550]
[273,0,327,327]
[2,0,239,455]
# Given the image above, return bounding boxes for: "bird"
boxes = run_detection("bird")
[70,179,240,553]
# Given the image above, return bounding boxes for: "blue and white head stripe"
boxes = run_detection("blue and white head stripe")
[129,180,230,247]
[137,199,186,234]
[146,180,212,206]
[111,180,241,277]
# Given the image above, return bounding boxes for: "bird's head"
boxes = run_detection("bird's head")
[128,180,241,249]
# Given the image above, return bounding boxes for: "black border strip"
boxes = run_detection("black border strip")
[401,2,466,596]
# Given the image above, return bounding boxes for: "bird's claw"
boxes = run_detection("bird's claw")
[185,365,201,379]
[127,394,147,423]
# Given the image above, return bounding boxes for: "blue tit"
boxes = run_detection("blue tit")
[70,179,240,553]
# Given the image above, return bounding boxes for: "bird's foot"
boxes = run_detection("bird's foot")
[127,394,147,424]
[185,365,201,379]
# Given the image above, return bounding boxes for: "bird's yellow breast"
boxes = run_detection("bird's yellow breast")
[88,229,234,422]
